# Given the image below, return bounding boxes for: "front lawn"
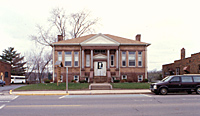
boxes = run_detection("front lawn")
[111,83,150,89]
[14,82,150,91]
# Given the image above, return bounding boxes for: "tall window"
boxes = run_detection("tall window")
[129,51,136,66]
[65,51,72,66]
[5,72,8,78]
[138,51,142,67]
[111,55,114,67]
[58,51,62,61]
[122,51,126,67]
[74,52,79,67]
[86,54,90,67]
[176,67,180,75]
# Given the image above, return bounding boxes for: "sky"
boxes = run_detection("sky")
[0,0,200,71]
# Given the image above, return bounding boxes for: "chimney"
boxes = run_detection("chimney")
[135,34,141,41]
[181,48,185,59]
[57,35,63,42]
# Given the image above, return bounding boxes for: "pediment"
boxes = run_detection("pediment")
[81,33,119,46]
[93,54,107,59]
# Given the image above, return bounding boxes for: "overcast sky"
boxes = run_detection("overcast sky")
[0,0,200,71]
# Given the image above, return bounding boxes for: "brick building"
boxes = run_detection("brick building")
[52,33,150,83]
[0,60,11,85]
[163,48,200,77]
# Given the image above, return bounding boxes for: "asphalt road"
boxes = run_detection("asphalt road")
[0,93,200,116]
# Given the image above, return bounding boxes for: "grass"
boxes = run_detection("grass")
[14,83,90,91]
[14,82,150,91]
[111,83,150,89]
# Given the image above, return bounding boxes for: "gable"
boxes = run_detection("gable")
[81,33,120,46]
[93,54,107,59]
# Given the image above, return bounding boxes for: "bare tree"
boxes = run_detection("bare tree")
[31,7,99,47]
[25,48,52,83]
[69,10,99,38]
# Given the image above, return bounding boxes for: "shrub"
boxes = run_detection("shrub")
[71,80,77,83]
[114,80,120,83]
[80,80,87,83]
[144,79,148,82]
[44,78,50,83]
[120,79,127,83]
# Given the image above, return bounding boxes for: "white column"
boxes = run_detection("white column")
[107,49,110,69]
[82,50,84,69]
[116,50,119,69]
[91,49,93,69]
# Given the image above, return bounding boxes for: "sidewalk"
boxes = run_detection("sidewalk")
[10,89,151,96]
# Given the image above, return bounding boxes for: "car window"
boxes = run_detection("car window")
[181,76,193,82]
[193,76,200,82]
[170,77,180,82]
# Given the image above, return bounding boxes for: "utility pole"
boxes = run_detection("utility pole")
[66,67,68,93]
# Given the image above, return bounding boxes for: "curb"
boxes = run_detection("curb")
[10,90,69,96]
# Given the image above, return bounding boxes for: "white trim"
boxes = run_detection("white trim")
[74,51,79,67]
[110,55,114,67]
[128,51,136,67]
[65,51,72,67]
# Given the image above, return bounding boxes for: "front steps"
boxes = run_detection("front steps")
[93,77,107,83]
[89,83,112,90]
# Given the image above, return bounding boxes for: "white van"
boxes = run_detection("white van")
[11,75,26,84]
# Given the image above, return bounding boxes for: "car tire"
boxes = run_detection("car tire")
[196,87,200,94]
[160,88,168,95]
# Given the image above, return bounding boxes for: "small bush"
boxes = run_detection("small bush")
[114,80,120,83]
[120,79,127,83]
[144,79,148,82]
[80,80,87,83]
[71,80,77,83]
[44,78,50,83]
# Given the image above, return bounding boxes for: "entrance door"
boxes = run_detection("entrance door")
[94,62,106,76]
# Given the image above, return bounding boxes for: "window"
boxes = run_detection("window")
[176,67,180,75]
[122,51,126,67]
[138,75,143,82]
[94,50,106,54]
[58,51,62,61]
[121,75,127,80]
[129,51,136,66]
[5,72,8,78]
[98,62,103,69]
[74,75,79,82]
[138,52,142,67]
[111,55,114,67]
[170,77,180,82]
[86,55,90,67]
[181,76,193,82]
[193,77,200,82]
[74,52,79,67]
[65,52,72,66]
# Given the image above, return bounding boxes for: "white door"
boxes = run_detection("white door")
[94,61,106,76]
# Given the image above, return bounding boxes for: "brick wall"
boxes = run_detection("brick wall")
[0,61,11,85]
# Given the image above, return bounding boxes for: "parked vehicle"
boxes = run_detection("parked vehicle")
[0,79,5,87]
[150,74,200,95]
[11,75,26,84]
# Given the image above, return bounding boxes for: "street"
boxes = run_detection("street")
[0,93,200,116]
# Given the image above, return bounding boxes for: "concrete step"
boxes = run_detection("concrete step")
[89,83,112,90]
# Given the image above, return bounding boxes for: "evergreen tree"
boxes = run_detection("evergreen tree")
[0,47,26,76]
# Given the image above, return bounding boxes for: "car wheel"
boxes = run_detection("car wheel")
[160,88,168,95]
[196,87,200,94]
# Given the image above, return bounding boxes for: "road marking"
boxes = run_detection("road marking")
[141,94,152,97]
[0,104,5,109]
[59,94,151,99]
[6,105,81,108]
[0,101,10,103]
[12,96,19,100]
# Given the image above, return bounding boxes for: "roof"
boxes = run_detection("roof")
[52,33,150,46]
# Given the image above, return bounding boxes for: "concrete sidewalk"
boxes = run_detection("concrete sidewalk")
[10,89,151,96]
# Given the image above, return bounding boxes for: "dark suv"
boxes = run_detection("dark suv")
[150,75,200,95]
